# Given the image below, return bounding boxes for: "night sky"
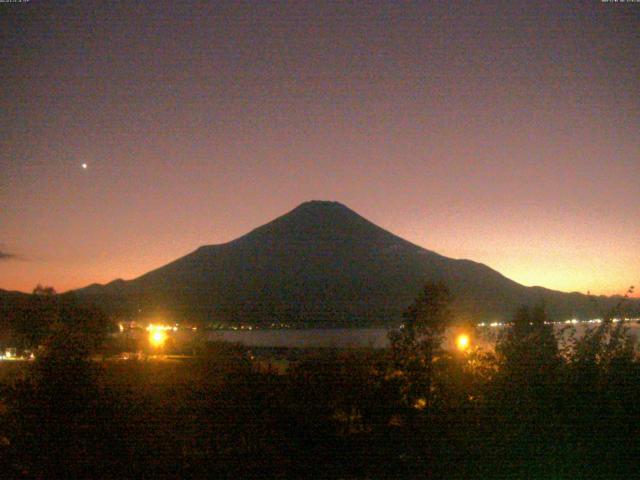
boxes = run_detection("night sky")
[1,1,638,295]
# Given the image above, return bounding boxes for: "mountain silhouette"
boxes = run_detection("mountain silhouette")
[73,201,638,326]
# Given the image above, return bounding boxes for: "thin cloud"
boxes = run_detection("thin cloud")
[0,250,18,261]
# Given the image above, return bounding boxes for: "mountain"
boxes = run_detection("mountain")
[0,289,30,300]
[73,201,639,326]
[0,288,31,312]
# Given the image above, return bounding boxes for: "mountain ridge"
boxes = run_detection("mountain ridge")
[72,201,639,326]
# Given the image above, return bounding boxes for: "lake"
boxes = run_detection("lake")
[204,322,640,350]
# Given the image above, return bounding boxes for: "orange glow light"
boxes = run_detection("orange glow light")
[456,334,470,351]
[150,330,168,348]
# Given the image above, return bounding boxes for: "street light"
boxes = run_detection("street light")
[149,330,167,348]
[456,333,470,351]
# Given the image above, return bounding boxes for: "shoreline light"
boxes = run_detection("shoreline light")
[149,330,168,348]
[456,334,470,351]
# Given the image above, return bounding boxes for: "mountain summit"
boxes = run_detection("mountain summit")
[75,202,637,326]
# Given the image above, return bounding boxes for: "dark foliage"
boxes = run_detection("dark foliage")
[0,285,638,478]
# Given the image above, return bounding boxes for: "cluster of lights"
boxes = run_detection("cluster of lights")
[0,350,35,361]
[231,325,254,331]
[146,324,178,332]
[225,323,293,330]
[477,318,639,328]
[453,317,640,352]
[0,350,15,361]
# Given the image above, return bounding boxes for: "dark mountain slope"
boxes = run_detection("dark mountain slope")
[74,201,638,326]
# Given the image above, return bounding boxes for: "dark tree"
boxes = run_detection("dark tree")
[388,283,453,410]
[7,286,59,350]
[0,290,123,478]
[496,304,560,377]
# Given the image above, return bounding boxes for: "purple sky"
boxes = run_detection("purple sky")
[1,0,638,295]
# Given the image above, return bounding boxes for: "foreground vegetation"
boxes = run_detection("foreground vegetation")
[0,285,638,478]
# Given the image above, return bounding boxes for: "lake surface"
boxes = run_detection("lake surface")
[205,323,640,349]
[206,328,391,348]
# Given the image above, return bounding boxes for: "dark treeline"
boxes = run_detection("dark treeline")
[0,284,639,478]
